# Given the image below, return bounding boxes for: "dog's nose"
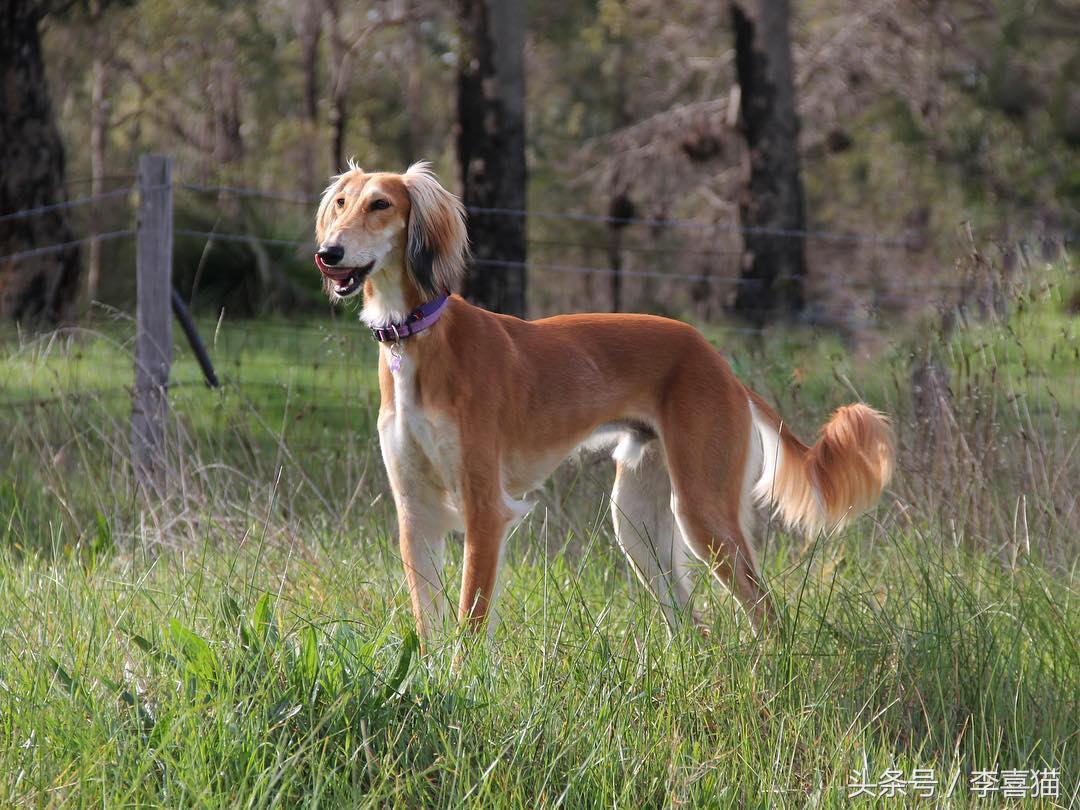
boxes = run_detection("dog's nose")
[317,244,345,266]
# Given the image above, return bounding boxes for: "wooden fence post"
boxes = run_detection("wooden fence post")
[131,155,173,490]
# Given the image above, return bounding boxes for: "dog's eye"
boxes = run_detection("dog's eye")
[335,197,345,209]
[369,199,391,211]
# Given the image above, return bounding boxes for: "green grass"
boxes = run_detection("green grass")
[0,313,380,437]
[0,265,1076,806]
[0,523,1075,806]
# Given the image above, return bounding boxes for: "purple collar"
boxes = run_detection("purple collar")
[370,295,449,342]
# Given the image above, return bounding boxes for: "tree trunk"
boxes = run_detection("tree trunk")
[299,0,322,194]
[324,0,347,176]
[212,63,245,166]
[607,47,631,314]
[403,7,425,161]
[0,1,82,324]
[608,224,624,313]
[87,54,108,301]
[607,191,634,313]
[456,0,527,318]
[730,0,807,325]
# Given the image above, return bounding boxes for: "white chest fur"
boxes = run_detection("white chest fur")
[377,346,464,523]
[376,345,535,534]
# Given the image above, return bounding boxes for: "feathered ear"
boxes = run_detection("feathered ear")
[401,162,469,297]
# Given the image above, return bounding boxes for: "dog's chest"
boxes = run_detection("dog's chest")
[377,352,461,497]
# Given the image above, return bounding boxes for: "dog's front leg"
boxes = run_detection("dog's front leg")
[398,513,451,645]
[458,511,512,631]
[380,412,455,646]
[390,486,454,646]
[457,466,516,632]
[396,501,452,644]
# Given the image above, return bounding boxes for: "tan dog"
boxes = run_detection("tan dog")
[315,162,894,643]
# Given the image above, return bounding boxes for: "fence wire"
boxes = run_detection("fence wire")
[170,227,972,293]
[467,205,920,246]
[0,176,1065,313]
[2,178,1070,267]
[0,229,134,264]
[175,228,310,249]
[179,182,316,204]
[177,181,921,246]
[0,187,135,225]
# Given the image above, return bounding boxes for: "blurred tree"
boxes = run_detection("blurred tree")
[730,0,806,325]
[0,0,82,324]
[297,0,322,193]
[86,0,112,301]
[456,0,527,317]
[22,0,1077,320]
[324,0,349,176]
[323,3,427,174]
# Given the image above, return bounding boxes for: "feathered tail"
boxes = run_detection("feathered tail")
[746,389,894,535]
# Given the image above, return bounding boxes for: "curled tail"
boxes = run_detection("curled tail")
[747,389,894,535]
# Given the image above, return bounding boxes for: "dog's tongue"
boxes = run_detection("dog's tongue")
[314,254,353,281]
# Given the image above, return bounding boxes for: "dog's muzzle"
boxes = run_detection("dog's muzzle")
[315,254,374,297]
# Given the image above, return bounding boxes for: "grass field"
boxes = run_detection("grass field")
[0,262,1076,806]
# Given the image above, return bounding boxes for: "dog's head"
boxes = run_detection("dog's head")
[314,161,468,306]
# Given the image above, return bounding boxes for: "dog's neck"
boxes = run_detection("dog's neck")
[358,248,427,329]
[360,270,411,328]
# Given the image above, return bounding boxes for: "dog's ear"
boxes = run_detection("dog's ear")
[401,162,468,297]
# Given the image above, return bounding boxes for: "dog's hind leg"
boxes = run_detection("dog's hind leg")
[610,439,697,630]
[660,382,776,631]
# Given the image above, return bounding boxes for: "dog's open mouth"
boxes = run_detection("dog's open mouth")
[315,256,374,298]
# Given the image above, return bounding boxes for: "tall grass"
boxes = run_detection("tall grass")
[0,523,1074,805]
[0,258,1075,806]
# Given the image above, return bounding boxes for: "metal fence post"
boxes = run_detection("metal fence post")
[131,155,173,490]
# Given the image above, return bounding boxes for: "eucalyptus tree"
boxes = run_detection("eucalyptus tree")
[0,0,83,323]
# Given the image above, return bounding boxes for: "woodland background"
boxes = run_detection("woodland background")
[2,0,1078,331]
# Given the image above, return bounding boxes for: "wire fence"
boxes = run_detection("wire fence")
[2,178,1067,259]
[178,181,920,244]
[0,176,1068,320]
[178,180,1076,243]
[169,184,979,300]
[0,229,134,263]
[174,228,309,249]
[3,166,1071,507]
[179,182,316,204]
[0,187,134,225]
[468,205,922,246]
[0,182,164,264]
